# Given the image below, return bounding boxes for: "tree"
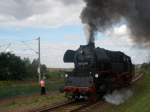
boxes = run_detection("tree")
[0,52,48,80]
[0,52,26,80]
[41,64,48,78]
[31,59,39,75]
[31,59,48,79]
[23,58,37,79]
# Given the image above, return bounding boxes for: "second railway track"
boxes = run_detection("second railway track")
[132,73,144,83]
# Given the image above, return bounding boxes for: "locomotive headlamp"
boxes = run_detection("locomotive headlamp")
[65,74,68,78]
[95,74,99,78]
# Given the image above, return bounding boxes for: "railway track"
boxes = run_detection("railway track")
[32,74,143,112]
[31,100,75,112]
[70,101,102,112]
[32,100,99,112]
[132,73,144,83]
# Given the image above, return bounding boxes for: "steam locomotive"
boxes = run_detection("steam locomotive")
[63,43,134,100]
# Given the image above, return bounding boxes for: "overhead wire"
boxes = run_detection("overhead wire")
[0,38,68,59]
[0,39,35,54]
[21,41,38,54]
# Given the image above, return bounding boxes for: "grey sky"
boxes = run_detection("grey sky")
[0,0,84,27]
[0,0,149,68]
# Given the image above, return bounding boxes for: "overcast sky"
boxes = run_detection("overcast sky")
[0,0,149,68]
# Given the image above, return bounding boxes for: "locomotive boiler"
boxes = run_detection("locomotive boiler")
[63,43,134,100]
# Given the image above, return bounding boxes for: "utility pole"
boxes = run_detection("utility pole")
[38,37,41,82]
[37,37,46,95]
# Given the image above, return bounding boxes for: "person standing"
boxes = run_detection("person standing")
[40,79,46,95]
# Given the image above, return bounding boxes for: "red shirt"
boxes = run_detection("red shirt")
[40,80,45,87]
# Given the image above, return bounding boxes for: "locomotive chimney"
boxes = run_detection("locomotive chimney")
[88,41,95,48]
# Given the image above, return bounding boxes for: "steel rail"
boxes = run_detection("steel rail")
[132,73,144,83]
[31,100,75,112]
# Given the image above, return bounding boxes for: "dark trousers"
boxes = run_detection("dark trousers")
[41,87,46,95]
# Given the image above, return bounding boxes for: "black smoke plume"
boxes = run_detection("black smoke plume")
[81,0,150,46]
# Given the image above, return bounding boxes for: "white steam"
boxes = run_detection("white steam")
[104,88,133,105]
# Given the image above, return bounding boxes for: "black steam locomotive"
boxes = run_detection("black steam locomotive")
[63,43,134,100]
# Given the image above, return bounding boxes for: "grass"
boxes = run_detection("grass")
[91,67,150,112]
[1,68,150,112]
[0,71,65,99]
[0,79,64,99]
[0,72,66,112]
[0,93,67,112]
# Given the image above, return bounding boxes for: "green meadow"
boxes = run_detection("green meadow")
[0,71,65,99]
